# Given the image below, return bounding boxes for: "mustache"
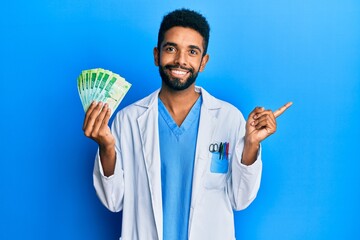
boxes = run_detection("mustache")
[164,64,194,73]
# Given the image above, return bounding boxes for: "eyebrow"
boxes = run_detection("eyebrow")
[162,42,203,53]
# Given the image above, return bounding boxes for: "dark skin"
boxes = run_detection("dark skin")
[83,26,292,176]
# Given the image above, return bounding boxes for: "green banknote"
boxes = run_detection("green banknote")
[77,68,131,116]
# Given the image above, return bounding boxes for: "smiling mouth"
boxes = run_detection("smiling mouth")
[170,69,188,76]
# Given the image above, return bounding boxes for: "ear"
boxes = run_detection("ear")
[199,54,210,72]
[153,47,159,66]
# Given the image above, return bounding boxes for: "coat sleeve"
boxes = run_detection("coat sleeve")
[228,113,263,211]
[93,114,125,212]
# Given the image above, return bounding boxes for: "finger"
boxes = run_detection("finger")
[252,112,275,126]
[249,109,272,126]
[82,101,97,130]
[252,109,273,120]
[253,115,276,130]
[100,107,112,130]
[98,108,112,139]
[273,102,293,118]
[248,106,265,121]
[83,102,103,136]
[91,103,109,137]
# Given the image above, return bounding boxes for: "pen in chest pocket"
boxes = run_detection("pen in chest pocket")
[218,142,229,160]
[209,142,230,159]
[225,142,229,159]
[218,143,223,159]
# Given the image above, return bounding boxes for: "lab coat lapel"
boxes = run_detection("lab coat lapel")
[189,87,220,219]
[136,90,163,240]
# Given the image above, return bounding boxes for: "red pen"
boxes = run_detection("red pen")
[225,142,229,159]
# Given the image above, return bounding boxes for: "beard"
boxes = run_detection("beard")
[158,63,200,91]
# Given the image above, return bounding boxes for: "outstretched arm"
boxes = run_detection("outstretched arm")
[241,102,293,165]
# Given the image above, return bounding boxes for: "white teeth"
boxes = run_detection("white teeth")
[172,70,187,75]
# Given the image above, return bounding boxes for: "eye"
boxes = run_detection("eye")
[165,46,176,53]
[189,49,199,56]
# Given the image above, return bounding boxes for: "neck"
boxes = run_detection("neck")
[159,83,200,126]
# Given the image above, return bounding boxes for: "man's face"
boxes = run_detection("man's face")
[154,26,209,91]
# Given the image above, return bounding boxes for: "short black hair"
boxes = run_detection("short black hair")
[157,8,210,56]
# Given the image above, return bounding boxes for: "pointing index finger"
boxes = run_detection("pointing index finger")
[273,102,293,118]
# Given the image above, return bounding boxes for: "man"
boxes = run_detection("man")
[83,9,291,240]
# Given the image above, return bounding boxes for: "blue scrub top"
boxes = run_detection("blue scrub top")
[158,95,202,240]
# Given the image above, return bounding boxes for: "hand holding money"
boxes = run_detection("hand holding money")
[79,68,131,176]
[78,67,131,144]
[78,67,131,147]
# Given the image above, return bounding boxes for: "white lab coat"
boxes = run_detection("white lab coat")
[93,86,262,240]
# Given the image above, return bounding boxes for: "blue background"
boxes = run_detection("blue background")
[1,0,359,239]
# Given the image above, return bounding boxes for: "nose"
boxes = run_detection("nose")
[174,50,187,67]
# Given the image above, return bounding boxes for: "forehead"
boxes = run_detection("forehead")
[162,26,204,50]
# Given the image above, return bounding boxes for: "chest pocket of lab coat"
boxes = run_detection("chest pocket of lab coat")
[203,152,229,190]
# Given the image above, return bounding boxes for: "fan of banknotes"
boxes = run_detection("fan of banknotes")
[77,68,131,117]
